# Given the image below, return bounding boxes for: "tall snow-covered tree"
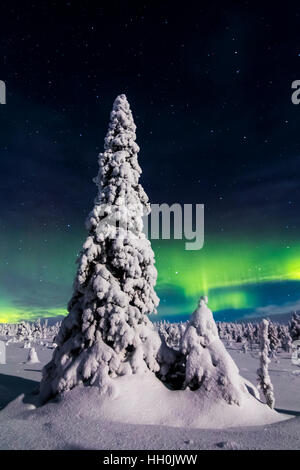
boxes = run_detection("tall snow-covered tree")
[257,319,275,409]
[39,94,161,403]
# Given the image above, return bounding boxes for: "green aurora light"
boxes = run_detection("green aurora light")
[1,228,300,323]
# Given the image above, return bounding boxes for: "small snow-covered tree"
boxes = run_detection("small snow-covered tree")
[257,319,275,409]
[236,334,243,343]
[17,321,31,341]
[180,296,249,406]
[268,321,280,358]
[289,312,300,341]
[39,95,162,403]
[246,323,255,350]
[157,321,187,350]
[27,347,39,364]
[281,326,292,353]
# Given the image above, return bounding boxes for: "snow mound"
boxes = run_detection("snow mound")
[93,372,290,429]
[29,372,290,430]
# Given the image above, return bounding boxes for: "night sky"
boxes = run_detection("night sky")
[1,2,300,323]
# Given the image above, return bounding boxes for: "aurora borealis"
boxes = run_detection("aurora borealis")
[1,228,300,323]
[1,3,300,323]
[154,237,300,321]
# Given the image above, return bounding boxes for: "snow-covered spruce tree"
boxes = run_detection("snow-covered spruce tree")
[180,296,249,406]
[289,312,300,341]
[27,347,40,364]
[16,321,31,342]
[281,326,292,353]
[268,321,280,358]
[242,341,248,354]
[246,323,255,350]
[257,319,275,409]
[39,94,163,403]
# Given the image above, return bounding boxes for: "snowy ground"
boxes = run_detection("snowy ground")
[0,337,299,450]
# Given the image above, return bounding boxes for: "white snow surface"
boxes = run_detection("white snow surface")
[1,336,299,450]
[69,372,286,429]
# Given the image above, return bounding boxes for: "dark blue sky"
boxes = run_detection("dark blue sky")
[1,1,300,322]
